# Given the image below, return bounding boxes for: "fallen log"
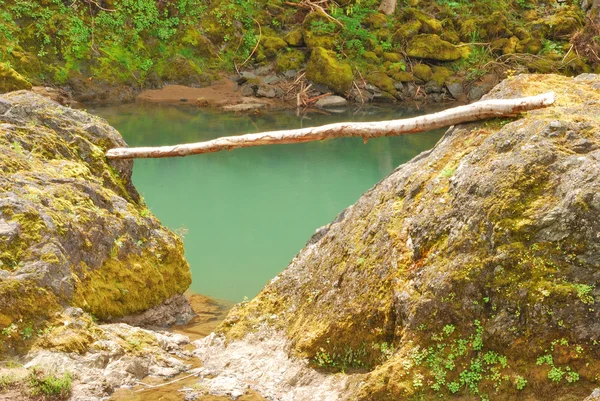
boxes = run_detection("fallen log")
[105,92,555,160]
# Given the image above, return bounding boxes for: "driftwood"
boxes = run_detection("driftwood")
[105,92,555,160]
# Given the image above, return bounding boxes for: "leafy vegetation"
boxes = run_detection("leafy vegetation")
[28,368,72,399]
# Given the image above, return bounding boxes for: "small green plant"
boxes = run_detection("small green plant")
[515,375,527,390]
[28,368,72,399]
[20,326,34,340]
[573,284,594,304]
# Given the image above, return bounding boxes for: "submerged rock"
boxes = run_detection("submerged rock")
[194,74,600,401]
[0,91,192,353]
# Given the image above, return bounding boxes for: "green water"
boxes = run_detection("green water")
[92,104,444,302]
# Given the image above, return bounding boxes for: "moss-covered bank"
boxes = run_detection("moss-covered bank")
[0,0,597,103]
[201,73,600,400]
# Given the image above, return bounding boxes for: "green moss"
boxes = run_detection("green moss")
[284,28,304,47]
[406,34,462,61]
[304,31,336,50]
[0,210,46,271]
[412,64,432,81]
[405,8,442,34]
[365,13,388,29]
[383,52,403,63]
[276,49,306,72]
[392,71,414,82]
[430,66,453,86]
[503,36,520,55]
[363,51,380,63]
[0,63,32,92]
[367,72,397,95]
[542,7,584,40]
[305,47,353,94]
[392,20,422,43]
[0,279,60,346]
[261,36,288,57]
[516,38,543,54]
[73,239,191,320]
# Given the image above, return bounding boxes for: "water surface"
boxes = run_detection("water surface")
[93,104,445,302]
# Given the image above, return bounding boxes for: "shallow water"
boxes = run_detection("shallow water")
[92,103,445,303]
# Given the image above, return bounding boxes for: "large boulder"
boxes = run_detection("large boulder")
[194,74,600,401]
[0,91,191,347]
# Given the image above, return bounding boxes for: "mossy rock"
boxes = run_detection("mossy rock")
[405,8,442,34]
[430,66,453,86]
[490,38,509,54]
[305,47,353,94]
[276,49,306,72]
[440,30,460,44]
[210,74,600,401]
[392,71,414,82]
[8,51,42,84]
[383,52,403,63]
[543,7,584,40]
[366,72,397,96]
[562,52,592,75]
[198,13,235,46]
[459,18,478,42]
[392,20,422,43]
[516,37,543,54]
[412,63,432,81]
[363,51,380,64]
[0,91,191,333]
[481,11,513,39]
[180,29,218,58]
[161,55,202,85]
[262,36,288,57]
[0,63,32,93]
[387,61,407,74]
[503,36,520,55]
[365,13,388,29]
[406,34,462,61]
[284,28,305,47]
[304,31,336,50]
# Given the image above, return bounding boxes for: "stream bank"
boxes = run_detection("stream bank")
[1,1,599,108]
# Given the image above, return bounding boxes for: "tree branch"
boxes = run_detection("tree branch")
[105,92,555,160]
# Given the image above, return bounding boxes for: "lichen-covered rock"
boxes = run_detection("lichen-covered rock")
[0,63,32,93]
[0,91,191,352]
[406,34,462,61]
[305,47,353,94]
[195,74,600,401]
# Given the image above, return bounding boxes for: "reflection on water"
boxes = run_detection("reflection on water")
[92,104,445,302]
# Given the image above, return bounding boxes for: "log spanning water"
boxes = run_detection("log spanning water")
[105,92,555,160]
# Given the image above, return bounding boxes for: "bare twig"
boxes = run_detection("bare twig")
[237,18,262,70]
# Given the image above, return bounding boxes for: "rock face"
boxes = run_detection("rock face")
[195,74,600,401]
[0,91,191,351]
